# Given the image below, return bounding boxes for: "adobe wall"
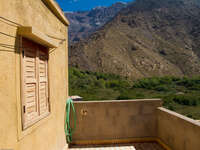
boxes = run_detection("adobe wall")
[71,99,162,142]
[157,107,200,150]
[0,0,68,150]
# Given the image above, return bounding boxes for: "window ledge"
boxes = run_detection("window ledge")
[17,112,51,141]
[18,26,58,48]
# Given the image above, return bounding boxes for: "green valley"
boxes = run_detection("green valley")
[69,67,200,119]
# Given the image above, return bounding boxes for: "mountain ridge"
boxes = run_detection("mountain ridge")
[69,0,200,79]
[65,2,129,43]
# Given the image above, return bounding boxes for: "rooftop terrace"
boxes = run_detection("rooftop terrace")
[70,142,165,150]
[67,99,200,150]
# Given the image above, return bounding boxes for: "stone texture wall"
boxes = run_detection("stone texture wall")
[0,0,68,150]
[71,99,162,142]
[157,107,200,150]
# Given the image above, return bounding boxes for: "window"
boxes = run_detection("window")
[21,38,50,130]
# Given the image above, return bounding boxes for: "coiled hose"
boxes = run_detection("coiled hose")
[65,98,76,143]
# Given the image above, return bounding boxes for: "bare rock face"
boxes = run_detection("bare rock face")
[69,0,200,79]
[65,2,128,43]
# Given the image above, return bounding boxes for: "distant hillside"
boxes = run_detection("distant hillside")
[70,0,200,79]
[65,2,128,43]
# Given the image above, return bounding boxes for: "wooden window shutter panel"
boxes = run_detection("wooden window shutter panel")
[21,38,50,129]
[22,41,39,129]
[38,49,49,117]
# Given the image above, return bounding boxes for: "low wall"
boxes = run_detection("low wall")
[157,107,200,150]
[71,99,162,143]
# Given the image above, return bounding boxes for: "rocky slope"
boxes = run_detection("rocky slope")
[69,0,200,79]
[65,2,128,43]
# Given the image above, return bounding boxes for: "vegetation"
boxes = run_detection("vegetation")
[69,67,200,119]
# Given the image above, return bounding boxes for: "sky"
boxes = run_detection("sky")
[55,0,133,12]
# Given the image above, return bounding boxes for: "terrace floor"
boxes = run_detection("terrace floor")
[69,142,165,150]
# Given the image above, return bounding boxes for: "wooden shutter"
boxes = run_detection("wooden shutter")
[22,43,39,129]
[21,38,49,129]
[38,48,49,117]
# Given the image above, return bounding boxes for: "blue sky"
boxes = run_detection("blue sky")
[55,0,133,12]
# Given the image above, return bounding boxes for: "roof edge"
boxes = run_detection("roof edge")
[43,0,69,26]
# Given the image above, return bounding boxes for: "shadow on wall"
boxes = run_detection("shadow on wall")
[0,16,22,54]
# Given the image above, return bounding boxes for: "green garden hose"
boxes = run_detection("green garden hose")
[65,98,76,143]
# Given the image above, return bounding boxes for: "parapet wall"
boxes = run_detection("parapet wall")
[71,99,162,143]
[157,107,200,150]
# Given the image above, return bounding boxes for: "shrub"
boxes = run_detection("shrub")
[117,95,131,100]
[187,114,193,118]
[188,85,200,90]
[173,95,198,106]
[168,105,175,111]
[133,76,176,90]
[176,77,200,89]
[159,76,173,84]
[162,95,175,106]
[133,77,160,89]
[154,85,169,92]
[94,79,105,89]
[73,68,84,78]
[118,80,131,89]
[135,93,145,98]
[106,80,120,88]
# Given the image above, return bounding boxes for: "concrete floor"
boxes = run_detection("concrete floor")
[69,142,165,150]
[70,146,135,150]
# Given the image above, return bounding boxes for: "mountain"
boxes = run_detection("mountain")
[65,2,128,43]
[69,0,200,79]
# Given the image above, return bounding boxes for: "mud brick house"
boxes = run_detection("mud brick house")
[0,0,69,150]
[1,0,200,150]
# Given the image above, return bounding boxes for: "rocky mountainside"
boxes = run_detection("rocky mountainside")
[69,0,200,79]
[65,2,128,43]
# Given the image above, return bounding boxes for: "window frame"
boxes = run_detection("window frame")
[20,37,51,130]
